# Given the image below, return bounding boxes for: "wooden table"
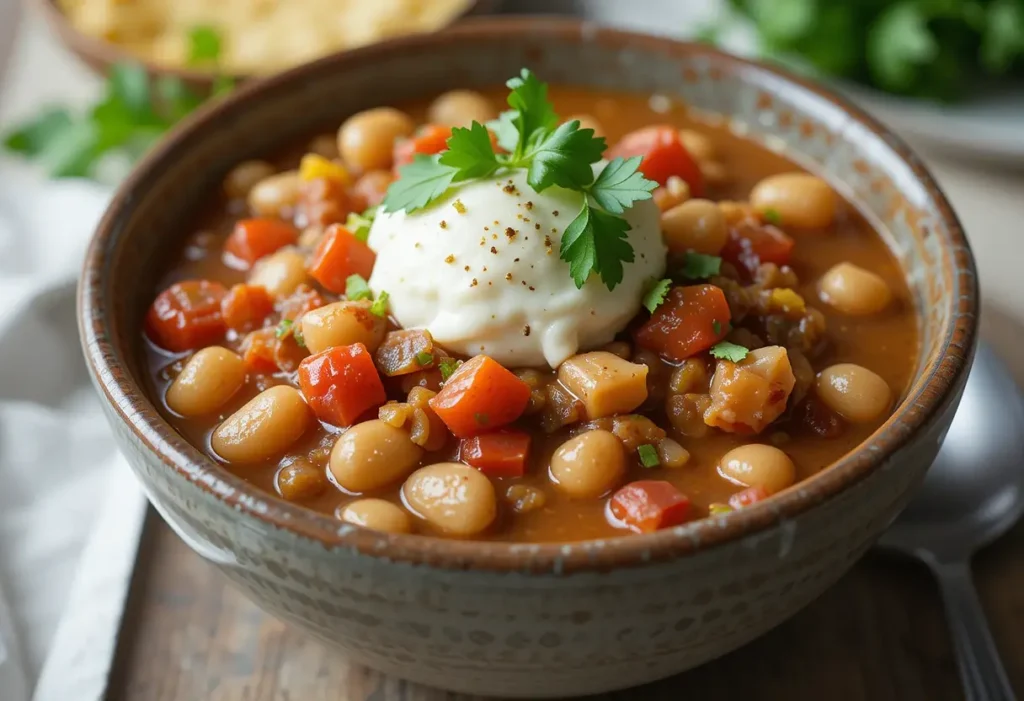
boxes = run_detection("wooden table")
[106,511,1024,701]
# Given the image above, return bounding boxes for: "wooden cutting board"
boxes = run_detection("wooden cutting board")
[104,510,1024,700]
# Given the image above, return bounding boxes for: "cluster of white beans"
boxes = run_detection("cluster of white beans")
[163,92,901,535]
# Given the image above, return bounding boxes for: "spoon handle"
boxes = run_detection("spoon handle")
[931,559,1017,701]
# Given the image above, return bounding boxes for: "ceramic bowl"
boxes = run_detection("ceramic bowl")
[78,17,977,698]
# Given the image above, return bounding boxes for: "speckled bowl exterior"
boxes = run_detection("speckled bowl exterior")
[78,19,977,698]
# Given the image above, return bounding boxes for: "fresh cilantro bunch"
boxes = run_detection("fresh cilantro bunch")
[381,69,658,291]
[3,27,232,179]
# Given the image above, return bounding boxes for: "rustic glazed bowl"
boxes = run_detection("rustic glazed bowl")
[78,18,977,698]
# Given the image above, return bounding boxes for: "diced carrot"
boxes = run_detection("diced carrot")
[221,284,274,332]
[241,328,279,373]
[224,218,298,268]
[276,284,327,321]
[428,355,531,438]
[460,430,531,478]
[610,481,692,533]
[298,343,386,427]
[607,125,704,194]
[728,486,769,510]
[307,224,376,294]
[146,280,227,352]
[634,284,731,362]
[393,124,452,168]
[721,221,795,279]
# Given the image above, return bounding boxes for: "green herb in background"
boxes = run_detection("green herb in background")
[2,26,230,179]
[714,0,1024,102]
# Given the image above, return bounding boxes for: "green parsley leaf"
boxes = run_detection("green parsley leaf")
[370,290,390,318]
[681,252,722,280]
[293,325,306,349]
[708,503,733,516]
[487,110,520,153]
[108,63,152,120]
[642,278,673,313]
[345,274,373,301]
[3,108,74,156]
[762,207,782,225]
[38,120,100,178]
[381,155,457,213]
[438,357,462,381]
[525,120,605,192]
[345,207,376,243]
[588,157,657,214]
[505,68,558,157]
[155,76,204,122]
[710,341,749,363]
[638,444,660,468]
[275,319,293,339]
[438,122,500,181]
[560,202,634,291]
[211,75,236,97]
[712,319,722,335]
[415,351,434,367]
[187,25,222,65]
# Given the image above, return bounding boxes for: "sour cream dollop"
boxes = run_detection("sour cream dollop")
[367,167,665,368]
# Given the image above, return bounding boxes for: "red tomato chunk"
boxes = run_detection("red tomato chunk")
[298,343,386,427]
[635,284,731,362]
[224,218,298,268]
[146,280,227,352]
[610,481,691,533]
[721,221,794,278]
[460,430,531,478]
[221,283,274,332]
[429,355,531,438]
[393,124,452,167]
[608,125,704,195]
[307,224,376,294]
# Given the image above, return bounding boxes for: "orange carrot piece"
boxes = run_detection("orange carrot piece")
[607,125,704,194]
[224,218,298,268]
[428,355,530,438]
[634,284,731,362]
[307,224,376,294]
[145,280,227,352]
[241,328,279,373]
[610,481,691,533]
[460,430,531,477]
[298,343,386,427]
[221,284,274,332]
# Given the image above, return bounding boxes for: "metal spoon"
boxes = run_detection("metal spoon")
[877,343,1024,700]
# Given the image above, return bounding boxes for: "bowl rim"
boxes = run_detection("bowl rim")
[79,16,978,573]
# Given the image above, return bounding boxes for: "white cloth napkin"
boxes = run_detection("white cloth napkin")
[0,158,148,701]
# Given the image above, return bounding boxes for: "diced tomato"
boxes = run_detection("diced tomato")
[721,221,795,279]
[460,430,531,477]
[610,481,692,533]
[298,177,365,229]
[634,284,731,362]
[393,124,452,168]
[241,328,279,373]
[608,126,704,194]
[428,355,531,438]
[298,343,386,427]
[276,284,327,322]
[307,224,376,294]
[221,284,274,332]
[728,486,770,510]
[146,280,227,352]
[223,218,298,269]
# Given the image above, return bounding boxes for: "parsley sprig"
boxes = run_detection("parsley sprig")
[381,69,658,290]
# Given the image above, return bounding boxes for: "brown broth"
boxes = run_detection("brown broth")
[144,87,918,542]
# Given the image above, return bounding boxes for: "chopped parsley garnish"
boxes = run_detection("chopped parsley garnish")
[708,503,733,516]
[712,319,722,335]
[187,26,222,66]
[681,252,722,280]
[438,357,463,381]
[638,444,660,468]
[710,341,749,363]
[292,325,306,349]
[381,68,657,290]
[415,351,434,367]
[345,274,373,301]
[642,278,673,313]
[762,207,782,226]
[370,290,390,318]
[275,319,293,339]
[345,207,377,243]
